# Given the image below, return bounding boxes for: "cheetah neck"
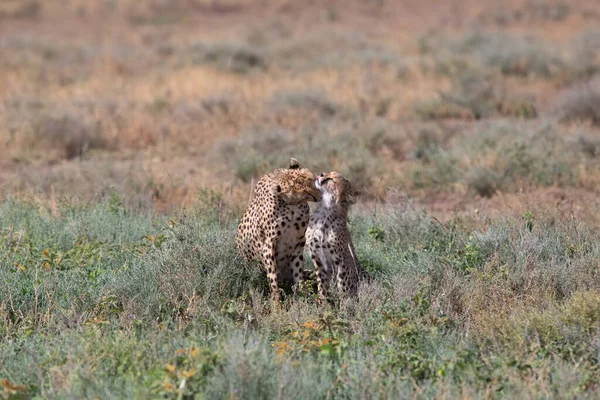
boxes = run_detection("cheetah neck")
[318,192,348,218]
[322,192,334,209]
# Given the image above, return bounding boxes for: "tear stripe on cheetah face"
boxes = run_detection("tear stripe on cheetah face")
[235,158,321,301]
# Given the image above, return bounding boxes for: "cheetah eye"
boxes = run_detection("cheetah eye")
[276,184,282,193]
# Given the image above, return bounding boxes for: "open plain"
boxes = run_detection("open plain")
[1,0,600,398]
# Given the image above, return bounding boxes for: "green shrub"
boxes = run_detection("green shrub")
[191,42,266,73]
[466,167,501,197]
[25,112,108,159]
[553,77,600,126]
[452,31,564,78]
[421,30,565,79]
[416,68,538,120]
[268,89,342,118]
[111,207,265,321]
[0,197,157,337]
[407,121,593,193]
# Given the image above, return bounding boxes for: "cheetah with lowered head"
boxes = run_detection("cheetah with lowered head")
[236,158,322,300]
[306,171,361,301]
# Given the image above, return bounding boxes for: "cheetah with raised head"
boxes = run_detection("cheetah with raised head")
[306,171,361,301]
[236,158,322,300]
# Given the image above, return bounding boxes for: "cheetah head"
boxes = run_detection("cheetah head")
[316,171,355,209]
[271,158,322,204]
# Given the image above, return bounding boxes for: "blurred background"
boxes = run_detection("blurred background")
[1,0,599,223]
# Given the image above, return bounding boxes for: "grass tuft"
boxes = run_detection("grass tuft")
[553,77,600,126]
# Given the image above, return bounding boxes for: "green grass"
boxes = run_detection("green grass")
[0,195,599,398]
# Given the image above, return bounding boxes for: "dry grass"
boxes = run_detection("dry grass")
[553,77,600,126]
[0,2,597,227]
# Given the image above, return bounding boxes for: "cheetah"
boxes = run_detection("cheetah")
[236,158,322,300]
[306,171,361,301]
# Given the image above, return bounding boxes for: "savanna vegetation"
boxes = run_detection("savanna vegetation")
[1,0,599,398]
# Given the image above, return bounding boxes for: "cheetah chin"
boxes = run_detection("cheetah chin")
[315,178,334,208]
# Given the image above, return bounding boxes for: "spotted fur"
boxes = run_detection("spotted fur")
[236,158,321,300]
[306,171,361,300]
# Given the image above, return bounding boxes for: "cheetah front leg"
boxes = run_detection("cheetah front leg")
[289,237,308,287]
[331,242,359,298]
[332,252,348,296]
[308,242,330,302]
[262,239,281,301]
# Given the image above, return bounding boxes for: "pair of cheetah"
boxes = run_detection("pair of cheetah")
[235,158,361,302]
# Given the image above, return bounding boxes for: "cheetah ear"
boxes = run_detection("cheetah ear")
[338,192,356,206]
[344,186,358,206]
[289,158,301,169]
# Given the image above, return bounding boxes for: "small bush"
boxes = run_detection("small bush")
[410,127,447,161]
[191,42,266,73]
[417,68,537,120]
[111,206,266,321]
[576,134,600,158]
[499,94,538,119]
[414,99,469,120]
[1,99,123,162]
[567,29,600,79]
[407,121,592,193]
[440,68,506,119]
[29,113,108,159]
[467,167,501,197]
[0,1,40,19]
[268,89,342,118]
[458,31,564,78]
[269,31,399,72]
[553,77,600,126]
[423,31,564,79]
[477,1,570,26]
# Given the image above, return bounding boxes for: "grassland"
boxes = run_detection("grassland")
[1,194,600,398]
[1,0,600,398]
